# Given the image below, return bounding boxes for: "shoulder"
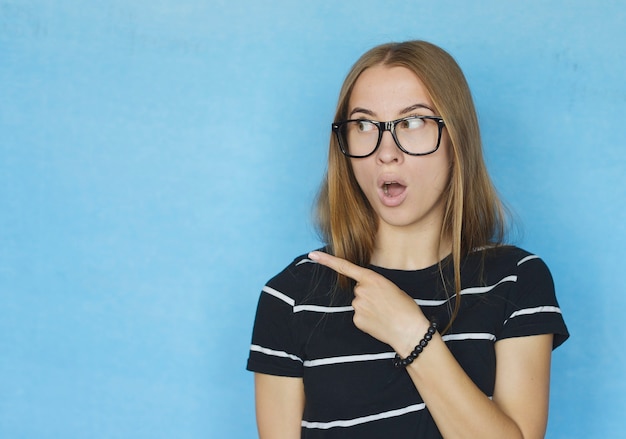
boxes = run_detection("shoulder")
[264,249,337,304]
[460,245,554,295]
[478,248,569,347]
[268,252,319,282]
[475,245,551,275]
[472,245,558,311]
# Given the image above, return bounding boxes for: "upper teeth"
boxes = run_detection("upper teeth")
[383,182,393,195]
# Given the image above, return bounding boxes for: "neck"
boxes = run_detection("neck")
[370,221,451,271]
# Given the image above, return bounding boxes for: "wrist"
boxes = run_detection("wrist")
[394,315,432,358]
[393,318,438,368]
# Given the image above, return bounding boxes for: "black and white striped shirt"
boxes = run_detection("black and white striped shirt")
[247,246,568,438]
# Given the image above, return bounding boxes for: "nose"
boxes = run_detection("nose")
[376,130,403,164]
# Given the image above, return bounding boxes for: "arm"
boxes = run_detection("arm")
[493,335,552,438]
[255,373,305,439]
[405,332,553,439]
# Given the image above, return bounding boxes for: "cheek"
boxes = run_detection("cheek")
[412,150,452,194]
[433,158,452,191]
[349,160,371,192]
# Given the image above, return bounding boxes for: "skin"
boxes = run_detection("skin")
[255,66,553,439]
[255,375,304,438]
[347,65,452,270]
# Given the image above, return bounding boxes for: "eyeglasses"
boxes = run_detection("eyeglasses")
[332,116,445,158]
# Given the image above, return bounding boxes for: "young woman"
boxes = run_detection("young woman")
[247,40,568,438]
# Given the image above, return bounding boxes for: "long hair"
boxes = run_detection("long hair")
[315,41,506,332]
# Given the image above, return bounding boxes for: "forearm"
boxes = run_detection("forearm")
[404,334,524,438]
[394,334,549,439]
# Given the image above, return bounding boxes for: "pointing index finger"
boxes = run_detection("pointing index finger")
[308,251,366,282]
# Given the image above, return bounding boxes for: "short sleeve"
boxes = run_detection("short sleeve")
[246,273,304,377]
[498,255,569,349]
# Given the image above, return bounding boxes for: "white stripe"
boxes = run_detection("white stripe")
[262,286,295,306]
[460,275,517,295]
[517,255,539,266]
[505,305,562,325]
[284,274,518,313]
[415,298,449,306]
[294,304,354,313]
[442,333,496,342]
[249,344,303,363]
[302,403,427,430]
[296,258,314,266]
[416,275,518,307]
[303,352,395,367]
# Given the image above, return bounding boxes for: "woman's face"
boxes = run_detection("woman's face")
[348,65,451,235]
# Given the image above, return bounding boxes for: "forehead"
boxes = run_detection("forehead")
[349,65,434,113]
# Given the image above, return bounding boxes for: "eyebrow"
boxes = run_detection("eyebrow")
[349,103,436,119]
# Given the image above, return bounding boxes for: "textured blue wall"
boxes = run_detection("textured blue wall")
[1,1,625,437]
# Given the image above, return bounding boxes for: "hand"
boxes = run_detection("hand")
[308,251,429,355]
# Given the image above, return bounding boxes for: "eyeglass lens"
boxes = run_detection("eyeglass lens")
[340,117,440,157]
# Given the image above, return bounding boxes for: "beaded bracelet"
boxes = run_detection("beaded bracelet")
[393,320,438,368]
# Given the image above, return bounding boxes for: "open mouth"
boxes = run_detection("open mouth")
[382,181,406,197]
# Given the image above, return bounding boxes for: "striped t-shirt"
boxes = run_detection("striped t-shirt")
[247,245,569,438]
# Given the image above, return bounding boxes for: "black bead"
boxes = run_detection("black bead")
[392,319,438,368]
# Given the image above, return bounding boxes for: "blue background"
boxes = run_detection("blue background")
[1,1,625,437]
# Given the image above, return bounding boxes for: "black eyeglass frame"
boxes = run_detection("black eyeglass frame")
[331,115,446,158]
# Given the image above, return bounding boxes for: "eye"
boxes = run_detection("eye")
[399,117,425,130]
[356,120,376,132]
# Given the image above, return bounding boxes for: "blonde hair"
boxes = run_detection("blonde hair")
[315,41,506,332]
